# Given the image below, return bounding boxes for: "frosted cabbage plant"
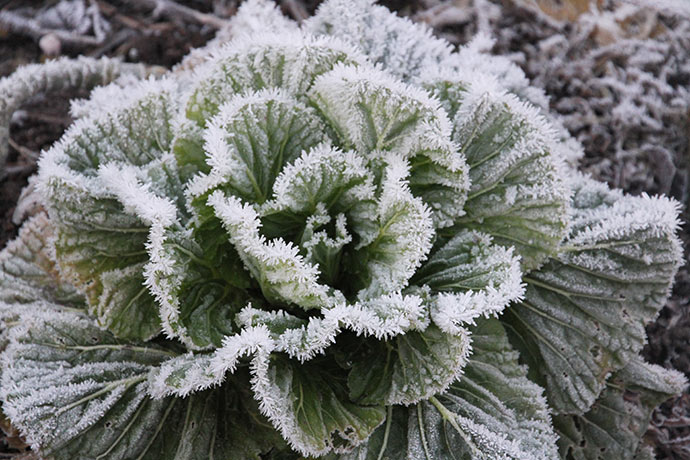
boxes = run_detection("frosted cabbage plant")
[0,1,685,459]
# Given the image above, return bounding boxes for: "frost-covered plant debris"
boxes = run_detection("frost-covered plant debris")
[0,0,686,459]
[416,0,690,198]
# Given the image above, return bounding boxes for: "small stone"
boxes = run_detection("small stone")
[39,33,61,57]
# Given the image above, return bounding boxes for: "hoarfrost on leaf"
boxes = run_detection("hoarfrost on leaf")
[0,1,684,458]
[502,174,683,414]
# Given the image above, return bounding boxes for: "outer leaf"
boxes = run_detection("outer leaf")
[0,56,147,166]
[502,175,683,414]
[37,80,183,341]
[554,358,687,460]
[0,308,282,460]
[0,213,81,307]
[430,77,569,270]
[99,161,246,350]
[146,225,250,349]
[0,309,174,459]
[340,319,559,460]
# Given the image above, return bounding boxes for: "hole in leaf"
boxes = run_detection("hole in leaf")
[590,345,601,359]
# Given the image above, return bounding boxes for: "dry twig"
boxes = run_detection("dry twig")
[0,10,103,48]
[119,0,227,28]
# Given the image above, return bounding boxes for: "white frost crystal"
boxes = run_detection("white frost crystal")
[0,0,684,459]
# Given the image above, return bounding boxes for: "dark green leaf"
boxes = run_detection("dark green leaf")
[502,176,683,414]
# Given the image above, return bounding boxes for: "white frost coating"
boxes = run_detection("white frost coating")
[98,162,196,344]
[425,35,583,168]
[310,63,469,227]
[311,64,457,164]
[267,144,374,213]
[563,186,684,280]
[568,191,682,250]
[3,3,681,457]
[182,30,368,118]
[359,154,435,298]
[441,33,549,109]
[301,208,352,265]
[98,162,178,227]
[305,0,452,81]
[0,310,152,453]
[143,224,189,344]
[254,292,428,361]
[412,230,525,335]
[431,258,524,336]
[452,413,531,460]
[0,56,148,166]
[185,88,326,207]
[148,325,275,398]
[148,292,437,456]
[69,73,163,119]
[37,77,178,205]
[149,291,430,398]
[208,191,331,309]
[177,0,299,70]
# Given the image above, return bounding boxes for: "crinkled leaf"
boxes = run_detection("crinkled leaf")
[0,309,175,459]
[149,293,429,400]
[253,354,386,457]
[209,192,331,309]
[347,324,470,406]
[261,145,371,215]
[174,33,361,179]
[187,89,329,206]
[183,32,364,125]
[147,226,250,349]
[45,186,160,341]
[502,176,683,414]
[554,358,687,460]
[345,156,434,298]
[38,81,182,341]
[434,80,569,270]
[310,65,468,227]
[339,319,559,460]
[411,230,523,334]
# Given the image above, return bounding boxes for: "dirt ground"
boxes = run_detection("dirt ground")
[0,0,688,458]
